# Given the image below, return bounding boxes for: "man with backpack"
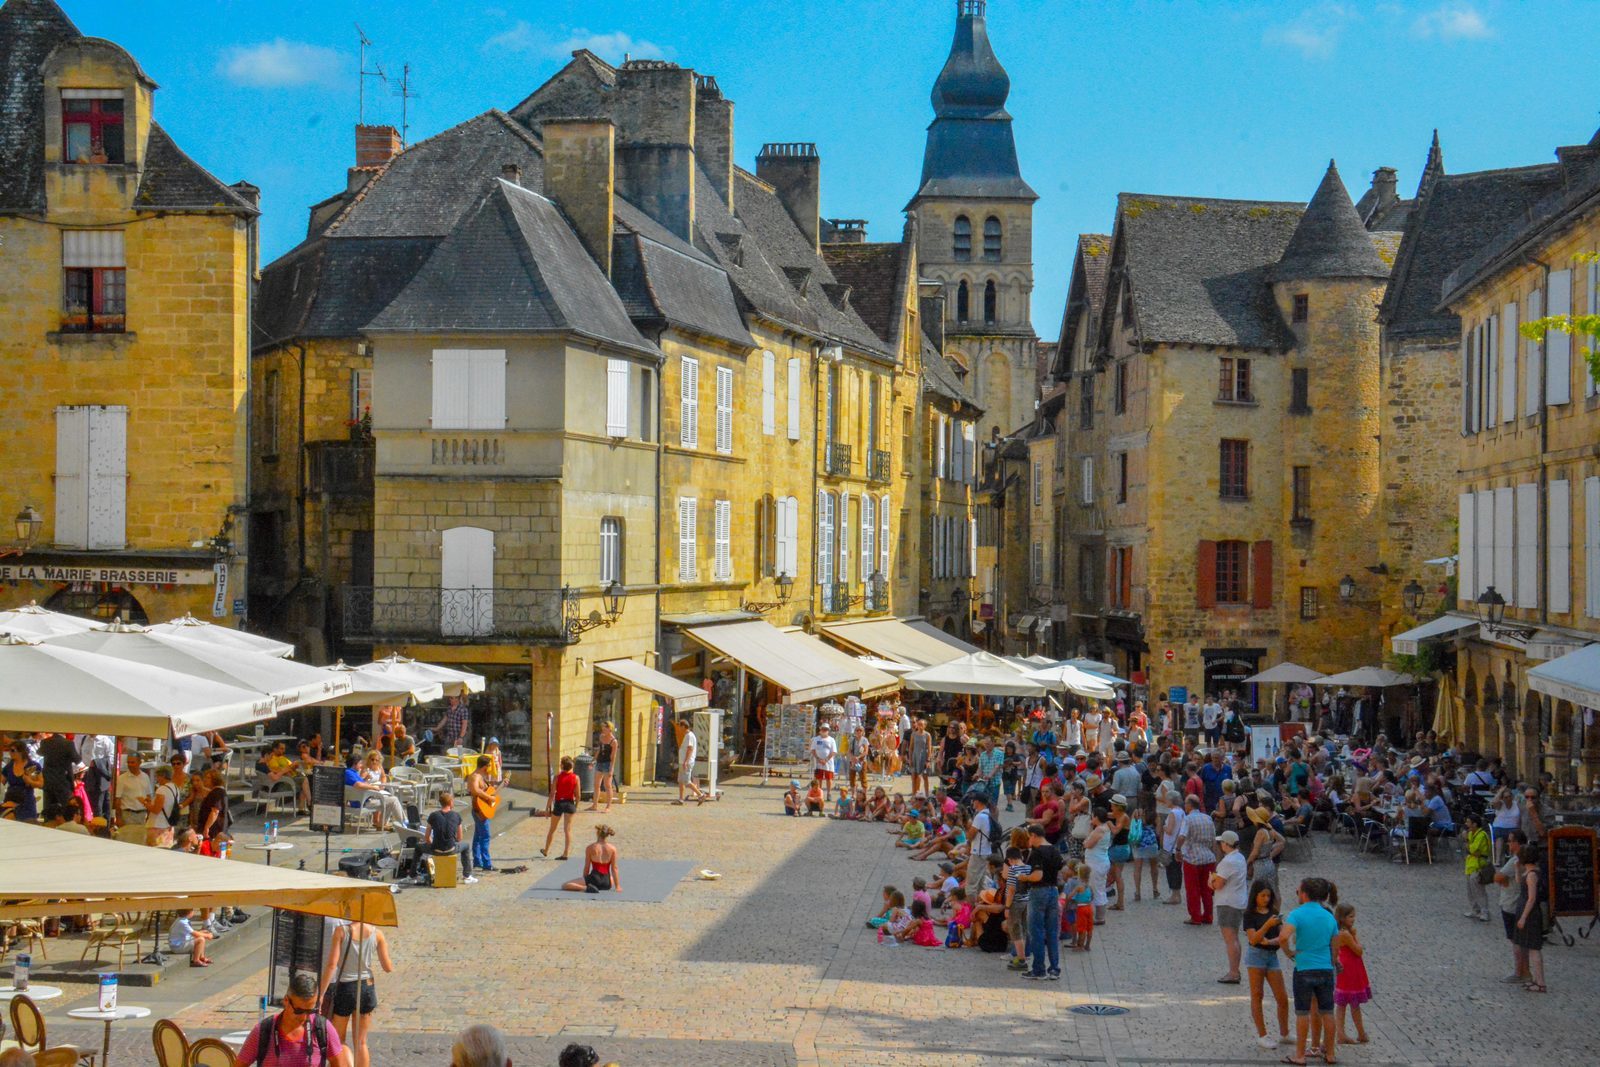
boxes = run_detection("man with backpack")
[236,971,351,1066]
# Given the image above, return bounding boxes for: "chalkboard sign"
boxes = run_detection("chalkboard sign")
[267,908,326,1003]
[309,764,346,833]
[765,704,815,765]
[1547,826,1598,917]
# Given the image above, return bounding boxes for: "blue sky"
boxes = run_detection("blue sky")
[59,0,1600,338]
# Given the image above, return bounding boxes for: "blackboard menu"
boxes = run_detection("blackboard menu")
[1547,827,1598,917]
[765,704,815,765]
[309,764,346,833]
[270,909,325,972]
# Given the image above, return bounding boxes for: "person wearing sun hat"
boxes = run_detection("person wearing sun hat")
[1246,805,1284,895]
[1209,829,1248,983]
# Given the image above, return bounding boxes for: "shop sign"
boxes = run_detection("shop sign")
[0,563,217,585]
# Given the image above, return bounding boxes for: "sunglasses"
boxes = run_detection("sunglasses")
[281,998,316,1016]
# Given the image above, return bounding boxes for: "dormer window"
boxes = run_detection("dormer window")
[61,91,125,164]
[953,216,972,261]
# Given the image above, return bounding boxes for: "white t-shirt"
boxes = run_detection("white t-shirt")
[116,769,151,820]
[1215,849,1248,909]
[150,782,181,830]
[970,809,994,857]
[1183,702,1201,729]
[1202,702,1223,729]
[1063,719,1082,747]
[810,735,838,773]
[678,729,698,767]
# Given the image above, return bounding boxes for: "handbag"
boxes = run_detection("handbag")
[1070,813,1091,841]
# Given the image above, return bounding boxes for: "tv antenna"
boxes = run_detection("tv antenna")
[391,63,420,146]
[355,24,387,125]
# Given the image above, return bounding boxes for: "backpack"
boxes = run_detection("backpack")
[253,1013,330,1066]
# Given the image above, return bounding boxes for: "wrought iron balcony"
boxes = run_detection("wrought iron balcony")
[340,585,565,642]
[305,440,374,499]
[865,576,890,613]
[821,581,850,614]
[868,449,892,483]
[824,442,852,477]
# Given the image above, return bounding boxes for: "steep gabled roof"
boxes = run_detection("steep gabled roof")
[1111,193,1304,350]
[254,236,439,345]
[366,180,655,357]
[133,124,254,212]
[923,340,980,413]
[1050,233,1110,378]
[1274,161,1390,281]
[612,200,753,349]
[821,240,910,351]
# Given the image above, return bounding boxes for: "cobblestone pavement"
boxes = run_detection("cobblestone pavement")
[39,779,1599,1065]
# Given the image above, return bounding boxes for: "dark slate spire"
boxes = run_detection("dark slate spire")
[1274,160,1390,281]
[1418,129,1445,198]
[911,1,1036,203]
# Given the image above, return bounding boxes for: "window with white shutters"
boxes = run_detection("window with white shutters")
[880,494,891,579]
[969,516,978,577]
[54,405,126,550]
[713,499,732,580]
[680,358,700,448]
[431,349,505,429]
[1033,461,1042,506]
[1550,479,1572,614]
[862,494,876,580]
[787,358,801,440]
[1475,491,1493,605]
[678,498,698,581]
[838,493,851,586]
[1080,457,1094,504]
[963,423,977,485]
[600,517,623,584]
[1515,483,1539,609]
[773,496,798,579]
[441,526,494,637]
[1460,333,1473,434]
[715,365,734,454]
[1586,476,1600,618]
[1524,290,1543,417]
[1458,493,1476,602]
[606,359,630,437]
[1494,487,1514,599]
[935,414,947,479]
[761,351,776,435]
[1547,270,1573,406]
[932,516,943,580]
[817,491,835,586]
[1485,317,1498,426]
[1501,302,1519,422]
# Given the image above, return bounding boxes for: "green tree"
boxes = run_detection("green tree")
[1520,252,1600,389]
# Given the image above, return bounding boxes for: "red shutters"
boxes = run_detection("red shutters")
[1196,540,1217,608]
[1251,540,1273,609]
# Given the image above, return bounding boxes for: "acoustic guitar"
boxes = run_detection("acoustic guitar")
[471,773,507,820]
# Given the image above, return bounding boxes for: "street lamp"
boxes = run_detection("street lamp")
[1,505,42,559]
[1474,585,1536,641]
[775,572,795,605]
[740,573,795,615]
[1338,574,1357,602]
[601,581,627,623]
[1401,579,1425,615]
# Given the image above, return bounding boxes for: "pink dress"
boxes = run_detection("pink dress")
[911,919,941,947]
[1334,941,1371,1006]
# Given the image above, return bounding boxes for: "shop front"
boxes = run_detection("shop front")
[1203,647,1264,711]
[1,555,242,628]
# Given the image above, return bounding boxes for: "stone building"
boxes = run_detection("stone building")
[909,0,1038,445]
[1438,126,1600,785]
[0,0,256,625]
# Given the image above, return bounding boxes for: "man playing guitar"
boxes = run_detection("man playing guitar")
[466,755,506,873]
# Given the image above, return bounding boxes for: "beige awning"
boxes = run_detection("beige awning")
[821,617,975,668]
[784,632,901,699]
[594,658,709,710]
[684,620,856,703]
[1389,614,1476,656]
[0,820,397,925]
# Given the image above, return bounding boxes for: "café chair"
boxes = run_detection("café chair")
[186,1036,238,1066]
[152,1018,190,1067]
[81,914,140,969]
[8,994,92,1067]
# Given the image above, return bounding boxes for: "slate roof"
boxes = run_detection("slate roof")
[1111,194,1304,350]
[0,0,250,215]
[366,180,655,357]
[1051,233,1110,377]
[1380,162,1565,338]
[612,223,753,348]
[1273,162,1390,281]
[923,339,980,412]
[821,241,909,350]
[254,235,439,343]
[325,110,544,238]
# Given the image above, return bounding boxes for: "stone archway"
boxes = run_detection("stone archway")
[1481,674,1500,758]
[1461,664,1480,754]
[1519,690,1545,784]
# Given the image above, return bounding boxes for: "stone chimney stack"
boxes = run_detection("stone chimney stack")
[612,61,697,242]
[694,74,734,208]
[822,219,868,244]
[1369,166,1398,214]
[501,162,523,186]
[542,118,616,277]
[757,142,821,252]
[355,124,403,168]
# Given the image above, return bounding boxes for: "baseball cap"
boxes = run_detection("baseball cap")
[938,861,955,873]
[1218,830,1240,845]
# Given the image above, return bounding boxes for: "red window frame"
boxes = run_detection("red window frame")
[62,96,125,163]
[62,266,126,333]
[1215,540,1246,604]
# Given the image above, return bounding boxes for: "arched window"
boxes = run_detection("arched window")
[956,280,970,323]
[983,216,1002,261]
[983,279,997,324]
[953,216,972,261]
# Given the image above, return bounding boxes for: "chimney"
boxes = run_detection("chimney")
[542,118,616,277]
[501,163,522,186]
[612,61,696,241]
[694,74,734,209]
[355,124,403,168]
[1369,166,1398,213]
[822,218,868,244]
[757,142,821,252]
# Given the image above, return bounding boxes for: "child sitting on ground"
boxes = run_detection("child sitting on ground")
[834,789,854,820]
[877,891,912,945]
[1068,864,1095,951]
[896,811,926,848]
[805,779,825,816]
[783,780,803,817]
[887,794,908,822]
[169,908,215,967]
[866,885,899,928]
[939,887,972,947]
[899,898,943,947]
[911,876,933,916]
[866,786,891,821]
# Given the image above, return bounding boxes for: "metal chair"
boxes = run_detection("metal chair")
[185,1037,238,1066]
[4,911,49,960]
[8,994,92,1066]
[343,787,384,834]
[152,1018,190,1067]
[81,913,140,969]
[390,765,437,803]
[1391,816,1434,865]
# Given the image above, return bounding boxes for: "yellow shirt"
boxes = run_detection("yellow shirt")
[266,755,294,776]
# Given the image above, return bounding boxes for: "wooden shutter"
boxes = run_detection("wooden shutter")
[715,365,734,453]
[440,526,494,637]
[1515,484,1538,609]
[467,350,507,429]
[714,499,732,580]
[1485,317,1498,426]
[935,415,947,479]
[761,351,776,435]
[606,359,630,437]
[431,349,470,428]
[1120,547,1133,608]
[86,406,127,550]
[53,406,89,548]
[786,358,801,440]
[678,498,698,581]
[680,358,699,448]
[1524,289,1543,417]
[785,496,800,577]
[862,495,875,578]
[1494,487,1515,600]
[1196,540,1217,609]
[968,515,977,578]
[1547,270,1573,405]
[1586,476,1600,618]
[1550,479,1572,614]
[1502,302,1519,421]
[838,493,850,585]
[1458,493,1475,604]
[1475,491,1494,606]
[817,491,834,585]
[1460,333,1472,434]
[1250,540,1273,609]
[880,495,893,579]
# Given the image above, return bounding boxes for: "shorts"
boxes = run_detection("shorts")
[814,769,835,781]
[1216,905,1244,929]
[1501,910,1518,940]
[1244,946,1279,971]
[594,761,612,775]
[1075,904,1095,931]
[677,764,694,786]
[584,870,614,893]
[1008,896,1028,933]
[552,799,577,815]
[1133,843,1161,860]
[330,980,377,1017]
[1292,969,1335,1015]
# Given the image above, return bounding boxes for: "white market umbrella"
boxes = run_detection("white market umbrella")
[1243,662,1325,685]
[1023,663,1117,700]
[1060,657,1115,674]
[0,635,275,736]
[148,613,295,659]
[365,654,486,697]
[857,654,916,676]
[0,602,104,639]
[304,662,445,707]
[904,651,1047,697]
[47,623,353,711]
[1314,666,1416,688]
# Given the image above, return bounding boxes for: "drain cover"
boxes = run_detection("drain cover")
[1070,1004,1130,1017]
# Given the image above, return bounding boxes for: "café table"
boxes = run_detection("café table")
[68,1004,151,1066]
[0,983,61,1001]
[243,841,296,867]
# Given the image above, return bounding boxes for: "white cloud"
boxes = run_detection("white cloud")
[1263,4,1354,60]
[1412,2,1493,40]
[485,20,668,64]
[219,40,343,88]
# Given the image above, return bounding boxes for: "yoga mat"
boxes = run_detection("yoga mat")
[519,859,697,903]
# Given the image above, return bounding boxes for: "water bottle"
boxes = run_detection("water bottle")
[263,823,270,846]
[13,952,29,991]
[98,973,118,1012]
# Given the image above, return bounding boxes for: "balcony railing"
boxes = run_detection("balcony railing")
[340,585,565,642]
[824,442,852,477]
[821,581,850,614]
[306,440,374,499]
[431,436,505,466]
[867,449,892,483]
[865,578,889,613]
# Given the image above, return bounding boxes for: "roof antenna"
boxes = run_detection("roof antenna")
[391,62,420,147]
[356,24,387,126]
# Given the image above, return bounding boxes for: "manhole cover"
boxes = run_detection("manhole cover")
[1070,1004,1130,1017]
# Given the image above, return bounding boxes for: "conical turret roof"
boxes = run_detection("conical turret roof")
[1274,161,1390,281]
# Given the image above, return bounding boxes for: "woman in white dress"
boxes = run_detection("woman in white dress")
[1097,706,1119,757]
[1082,707,1102,754]
[1063,708,1083,751]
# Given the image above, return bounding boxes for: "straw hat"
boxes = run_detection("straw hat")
[1248,806,1274,826]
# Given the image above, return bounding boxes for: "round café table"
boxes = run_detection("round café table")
[0,983,61,1001]
[68,1004,151,1066]
[243,841,296,867]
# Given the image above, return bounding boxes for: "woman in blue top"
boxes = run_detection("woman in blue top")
[3,740,43,822]
[1281,877,1340,1066]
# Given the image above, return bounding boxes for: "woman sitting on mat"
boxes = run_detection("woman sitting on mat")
[563,824,621,894]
